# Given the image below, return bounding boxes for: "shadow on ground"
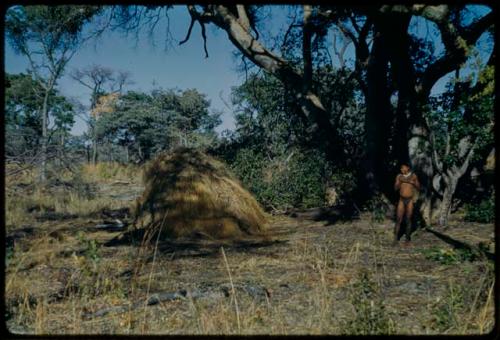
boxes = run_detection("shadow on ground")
[287,204,360,226]
[103,227,289,260]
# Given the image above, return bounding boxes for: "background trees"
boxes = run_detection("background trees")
[426,65,494,226]
[167,4,494,224]
[70,64,133,165]
[94,88,221,163]
[5,5,99,181]
[5,4,495,226]
[5,72,76,168]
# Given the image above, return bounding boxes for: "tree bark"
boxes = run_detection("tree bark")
[39,90,50,182]
[86,144,91,164]
[438,175,457,227]
[207,5,340,161]
[379,12,435,220]
[362,15,392,197]
[125,145,129,164]
[92,133,98,166]
[381,13,413,166]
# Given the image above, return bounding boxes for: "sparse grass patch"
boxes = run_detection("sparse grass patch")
[4,160,495,335]
[429,261,494,334]
[81,162,140,183]
[341,270,394,335]
[430,280,465,333]
[420,246,480,265]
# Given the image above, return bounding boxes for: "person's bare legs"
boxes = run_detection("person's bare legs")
[394,199,405,244]
[405,200,414,241]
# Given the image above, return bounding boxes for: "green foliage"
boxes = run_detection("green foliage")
[431,281,465,332]
[230,68,363,165]
[5,72,76,157]
[464,191,495,223]
[341,271,394,335]
[230,148,330,210]
[426,65,494,170]
[76,231,101,266]
[5,247,15,267]
[329,170,357,199]
[4,73,44,153]
[5,5,99,55]
[421,246,480,265]
[95,88,221,162]
[365,195,389,222]
[222,67,361,211]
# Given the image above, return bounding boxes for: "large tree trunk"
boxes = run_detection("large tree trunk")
[381,13,412,166]
[362,15,393,199]
[209,5,340,162]
[438,175,458,227]
[381,12,435,224]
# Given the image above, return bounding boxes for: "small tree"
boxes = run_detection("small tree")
[5,5,99,181]
[70,64,133,164]
[95,88,220,163]
[426,65,494,227]
[5,72,76,167]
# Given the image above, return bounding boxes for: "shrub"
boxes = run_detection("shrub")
[365,194,390,223]
[420,246,480,265]
[341,271,394,335]
[464,191,495,223]
[431,281,465,332]
[328,171,357,204]
[230,148,330,210]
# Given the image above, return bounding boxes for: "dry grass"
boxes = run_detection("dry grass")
[135,148,268,239]
[81,162,140,183]
[4,161,495,335]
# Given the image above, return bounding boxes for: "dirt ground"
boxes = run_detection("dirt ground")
[5,177,495,335]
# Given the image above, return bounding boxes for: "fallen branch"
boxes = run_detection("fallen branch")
[82,283,269,320]
[82,290,189,320]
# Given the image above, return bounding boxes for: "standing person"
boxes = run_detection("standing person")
[394,163,420,244]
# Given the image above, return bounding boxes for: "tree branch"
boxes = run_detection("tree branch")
[199,19,209,58]
[424,115,443,173]
[180,5,211,58]
[302,5,313,93]
[418,10,494,96]
[179,15,195,45]
[332,32,350,68]
[236,5,251,32]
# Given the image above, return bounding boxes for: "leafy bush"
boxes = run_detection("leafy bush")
[365,194,390,222]
[431,281,465,332]
[341,271,394,335]
[328,171,357,203]
[230,148,330,210]
[421,246,479,265]
[464,191,495,223]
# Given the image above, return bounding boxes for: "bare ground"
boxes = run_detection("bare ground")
[5,178,495,335]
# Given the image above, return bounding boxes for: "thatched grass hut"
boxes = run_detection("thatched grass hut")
[134,148,268,239]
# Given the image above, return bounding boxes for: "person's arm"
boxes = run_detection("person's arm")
[394,175,401,191]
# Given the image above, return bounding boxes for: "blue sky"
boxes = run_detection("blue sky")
[5,6,252,135]
[4,5,493,136]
